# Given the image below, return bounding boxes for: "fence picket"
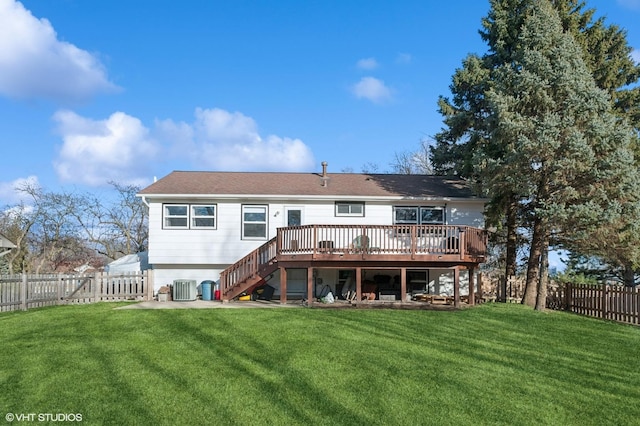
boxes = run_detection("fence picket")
[559,283,639,326]
[0,271,152,312]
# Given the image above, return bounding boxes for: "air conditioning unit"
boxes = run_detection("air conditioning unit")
[173,279,197,301]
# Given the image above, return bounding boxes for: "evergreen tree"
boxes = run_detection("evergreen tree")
[433,0,640,294]
[480,0,640,307]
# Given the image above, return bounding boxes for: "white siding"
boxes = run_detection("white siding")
[153,266,223,291]
[448,202,485,227]
[147,197,485,276]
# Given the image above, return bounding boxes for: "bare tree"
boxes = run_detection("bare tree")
[0,203,35,274]
[390,139,434,174]
[69,182,148,260]
[2,180,147,273]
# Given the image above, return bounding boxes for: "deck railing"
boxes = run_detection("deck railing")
[220,225,487,298]
[277,224,487,259]
[219,237,277,297]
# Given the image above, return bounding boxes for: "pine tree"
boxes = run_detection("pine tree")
[481,0,640,308]
[433,0,640,294]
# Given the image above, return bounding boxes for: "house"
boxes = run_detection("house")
[137,164,488,305]
[0,233,16,258]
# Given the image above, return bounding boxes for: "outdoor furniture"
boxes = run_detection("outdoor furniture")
[318,240,335,253]
[350,235,379,254]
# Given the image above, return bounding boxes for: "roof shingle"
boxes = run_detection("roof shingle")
[138,171,479,199]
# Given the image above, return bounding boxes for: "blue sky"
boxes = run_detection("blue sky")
[1,0,639,206]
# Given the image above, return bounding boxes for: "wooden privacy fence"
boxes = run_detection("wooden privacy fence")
[0,271,154,312]
[562,283,640,326]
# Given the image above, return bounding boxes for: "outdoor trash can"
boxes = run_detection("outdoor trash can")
[200,280,213,301]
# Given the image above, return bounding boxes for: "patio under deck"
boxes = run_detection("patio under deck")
[220,224,488,306]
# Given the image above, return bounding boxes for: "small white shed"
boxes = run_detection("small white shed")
[105,252,149,273]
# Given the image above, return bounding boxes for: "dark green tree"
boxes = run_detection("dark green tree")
[480,0,640,308]
[433,0,640,296]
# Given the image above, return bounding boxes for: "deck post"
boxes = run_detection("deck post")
[307,268,314,306]
[468,266,475,306]
[453,267,460,308]
[280,267,287,304]
[355,267,362,302]
[410,227,416,260]
[400,267,407,302]
[458,228,466,260]
[477,272,484,302]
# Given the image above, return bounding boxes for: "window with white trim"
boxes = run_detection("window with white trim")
[164,204,189,228]
[335,202,364,217]
[163,204,217,229]
[242,205,268,239]
[191,205,216,228]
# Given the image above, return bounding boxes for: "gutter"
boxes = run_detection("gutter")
[137,193,490,203]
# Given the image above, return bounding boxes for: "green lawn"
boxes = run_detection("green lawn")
[0,303,638,426]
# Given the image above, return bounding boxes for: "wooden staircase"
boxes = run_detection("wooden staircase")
[219,237,278,301]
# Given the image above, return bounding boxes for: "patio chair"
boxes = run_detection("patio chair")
[350,235,379,253]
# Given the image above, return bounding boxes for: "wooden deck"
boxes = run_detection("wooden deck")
[278,224,486,265]
[220,225,487,302]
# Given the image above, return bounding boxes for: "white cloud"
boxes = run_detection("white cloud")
[0,175,39,205]
[617,0,640,10]
[631,49,640,65]
[356,58,379,70]
[53,110,158,186]
[0,0,118,102]
[156,108,315,172]
[396,53,412,64]
[351,77,393,104]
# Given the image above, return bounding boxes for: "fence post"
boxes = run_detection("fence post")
[602,285,608,321]
[566,283,572,312]
[146,270,154,301]
[21,273,27,311]
[57,274,64,305]
[93,272,100,302]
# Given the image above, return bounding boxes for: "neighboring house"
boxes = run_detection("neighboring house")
[0,233,16,258]
[137,164,488,305]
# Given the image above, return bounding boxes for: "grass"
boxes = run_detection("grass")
[0,303,639,426]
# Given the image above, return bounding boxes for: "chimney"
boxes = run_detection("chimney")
[320,161,329,187]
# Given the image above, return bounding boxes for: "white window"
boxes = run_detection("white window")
[335,202,365,217]
[191,205,216,229]
[164,205,189,228]
[163,204,217,229]
[242,205,268,239]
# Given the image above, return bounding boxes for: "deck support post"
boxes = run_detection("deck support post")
[468,266,475,306]
[307,268,314,306]
[453,267,460,308]
[355,267,362,302]
[400,267,407,302]
[279,267,287,304]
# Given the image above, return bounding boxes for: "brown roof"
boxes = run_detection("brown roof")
[138,171,480,199]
